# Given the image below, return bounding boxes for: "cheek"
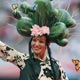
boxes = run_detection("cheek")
[31,42,34,48]
[43,46,46,50]
[40,44,46,49]
[31,42,37,49]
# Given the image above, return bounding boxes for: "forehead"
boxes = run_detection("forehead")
[33,36,46,41]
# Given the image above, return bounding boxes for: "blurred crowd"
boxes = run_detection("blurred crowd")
[0,0,80,80]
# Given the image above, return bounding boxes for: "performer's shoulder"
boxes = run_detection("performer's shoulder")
[51,57,58,62]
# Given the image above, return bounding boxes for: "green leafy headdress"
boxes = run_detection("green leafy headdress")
[13,0,76,46]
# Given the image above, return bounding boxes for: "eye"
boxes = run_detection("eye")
[32,38,36,42]
[39,40,44,43]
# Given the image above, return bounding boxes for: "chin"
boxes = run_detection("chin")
[34,51,41,54]
[34,50,41,54]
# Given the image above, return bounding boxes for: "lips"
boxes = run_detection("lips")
[34,48,41,50]
[33,45,41,49]
[33,46,41,50]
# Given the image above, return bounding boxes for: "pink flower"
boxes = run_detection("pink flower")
[41,26,50,35]
[30,24,50,36]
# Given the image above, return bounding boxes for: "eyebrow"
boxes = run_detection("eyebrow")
[33,37,46,41]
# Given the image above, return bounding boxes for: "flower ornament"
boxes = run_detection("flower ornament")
[30,24,50,36]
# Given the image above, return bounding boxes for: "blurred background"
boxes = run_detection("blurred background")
[0,0,80,80]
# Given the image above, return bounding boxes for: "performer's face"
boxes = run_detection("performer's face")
[31,36,47,56]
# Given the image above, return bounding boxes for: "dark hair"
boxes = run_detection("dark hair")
[29,37,33,58]
[46,36,56,79]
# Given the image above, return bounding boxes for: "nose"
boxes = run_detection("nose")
[35,41,39,46]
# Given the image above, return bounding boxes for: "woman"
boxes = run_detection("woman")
[0,30,68,80]
[0,0,76,80]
